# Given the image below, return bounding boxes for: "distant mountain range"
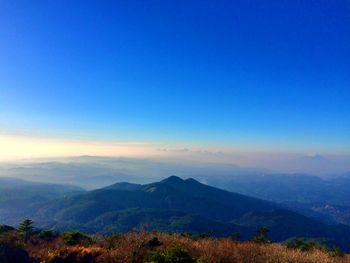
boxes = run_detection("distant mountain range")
[2,158,350,223]
[200,173,350,226]
[0,178,84,225]
[202,173,350,205]
[1,176,350,251]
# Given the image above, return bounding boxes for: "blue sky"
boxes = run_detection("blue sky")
[0,0,350,157]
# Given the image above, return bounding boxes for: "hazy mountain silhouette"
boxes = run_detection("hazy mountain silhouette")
[27,176,350,250]
[2,176,350,250]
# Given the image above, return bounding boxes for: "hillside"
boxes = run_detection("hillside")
[19,176,349,251]
[31,176,278,229]
[0,178,84,226]
[199,173,350,205]
[199,173,350,226]
[2,176,350,251]
[0,228,348,263]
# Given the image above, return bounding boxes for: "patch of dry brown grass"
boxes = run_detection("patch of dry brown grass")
[2,231,349,263]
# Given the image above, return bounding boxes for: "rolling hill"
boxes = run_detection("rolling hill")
[0,178,84,226]
[1,176,350,251]
[22,176,350,251]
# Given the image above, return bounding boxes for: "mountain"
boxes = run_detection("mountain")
[0,178,84,226]
[34,176,277,225]
[53,208,252,238]
[104,182,143,191]
[0,160,153,190]
[15,176,347,251]
[4,158,350,227]
[235,209,350,248]
[2,175,350,250]
[200,173,350,205]
[0,177,83,193]
[197,173,350,226]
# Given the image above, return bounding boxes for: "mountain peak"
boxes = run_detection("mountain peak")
[161,175,184,183]
[185,178,201,184]
[103,182,142,191]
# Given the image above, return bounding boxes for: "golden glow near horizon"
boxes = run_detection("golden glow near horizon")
[0,134,159,161]
[1,134,350,175]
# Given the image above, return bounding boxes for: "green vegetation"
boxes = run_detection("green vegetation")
[0,240,35,263]
[286,238,327,252]
[0,221,348,263]
[1,176,350,252]
[285,238,346,258]
[330,246,345,258]
[62,230,92,246]
[18,219,34,242]
[38,229,59,239]
[104,233,122,250]
[251,227,272,244]
[231,231,241,242]
[147,247,198,263]
[0,224,15,234]
[147,237,163,248]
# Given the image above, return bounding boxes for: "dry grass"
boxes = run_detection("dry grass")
[1,231,349,263]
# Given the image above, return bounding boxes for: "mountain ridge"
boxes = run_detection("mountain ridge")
[1,175,350,251]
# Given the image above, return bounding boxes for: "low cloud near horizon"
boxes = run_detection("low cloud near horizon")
[1,134,350,175]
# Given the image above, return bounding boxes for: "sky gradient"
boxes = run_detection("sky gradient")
[0,1,350,167]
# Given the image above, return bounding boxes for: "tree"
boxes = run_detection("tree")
[231,232,241,242]
[285,238,329,253]
[62,230,92,246]
[251,226,271,244]
[0,224,15,234]
[148,247,197,263]
[18,219,34,242]
[330,245,345,257]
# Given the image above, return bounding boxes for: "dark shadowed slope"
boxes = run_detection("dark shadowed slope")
[2,176,350,251]
[24,176,350,250]
[0,177,84,226]
[38,176,277,224]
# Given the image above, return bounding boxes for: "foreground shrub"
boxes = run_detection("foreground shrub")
[0,240,36,263]
[103,234,122,250]
[285,238,327,252]
[147,247,198,263]
[329,245,345,258]
[147,237,162,248]
[46,246,102,263]
[230,232,241,242]
[18,219,34,242]
[38,230,59,240]
[1,230,348,263]
[61,231,92,246]
[0,225,15,234]
[251,227,272,244]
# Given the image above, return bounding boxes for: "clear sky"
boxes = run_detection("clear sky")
[0,1,349,164]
